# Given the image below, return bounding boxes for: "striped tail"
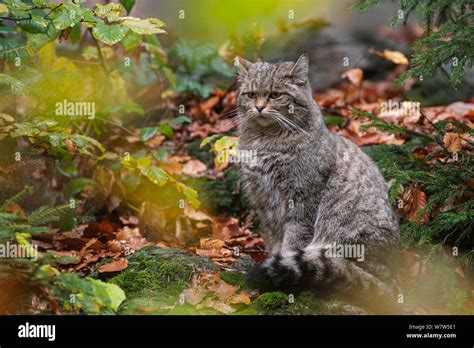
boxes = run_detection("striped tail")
[246,246,396,310]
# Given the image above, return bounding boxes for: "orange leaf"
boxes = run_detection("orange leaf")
[341,68,363,87]
[443,132,462,153]
[226,293,251,305]
[403,186,429,223]
[98,258,128,273]
[182,159,207,177]
[200,237,225,250]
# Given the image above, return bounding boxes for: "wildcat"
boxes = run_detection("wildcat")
[236,54,400,310]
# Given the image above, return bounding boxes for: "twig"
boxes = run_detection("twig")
[89,28,110,79]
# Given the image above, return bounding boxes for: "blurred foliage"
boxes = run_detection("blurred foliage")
[354,110,474,255]
[168,40,235,98]
[351,0,474,89]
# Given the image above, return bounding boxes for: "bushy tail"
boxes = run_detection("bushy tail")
[246,246,396,310]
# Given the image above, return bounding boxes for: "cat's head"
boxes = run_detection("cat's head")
[236,53,314,132]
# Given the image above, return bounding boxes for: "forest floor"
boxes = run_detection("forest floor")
[4,73,471,315]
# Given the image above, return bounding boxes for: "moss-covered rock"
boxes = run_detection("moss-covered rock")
[106,246,365,315]
[220,270,247,288]
[239,291,355,315]
[108,246,217,314]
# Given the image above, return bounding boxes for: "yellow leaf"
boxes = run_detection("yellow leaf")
[52,57,78,72]
[0,4,8,14]
[120,17,166,35]
[227,293,251,305]
[38,42,56,66]
[380,49,409,65]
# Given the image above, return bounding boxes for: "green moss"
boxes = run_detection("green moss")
[220,270,246,287]
[185,167,241,216]
[240,291,348,315]
[107,246,217,314]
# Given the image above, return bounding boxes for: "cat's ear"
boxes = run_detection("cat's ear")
[236,56,252,82]
[289,53,309,85]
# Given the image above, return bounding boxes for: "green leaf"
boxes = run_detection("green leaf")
[87,278,126,312]
[102,102,144,115]
[162,66,176,87]
[158,123,173,138]
[94,3,125,22]
[92,22,128,45]
[139,127,158,141]
[120,16,166,35]
[135,156,151,169]
[169,115,191,126]
[69,22,82,44]
[0,73,28,94]
[119,0,136,14]
[64,178,93,199]
[213,136,238,151]
[53,4,83,30]
[141,166,168,187]
[200,134,221,148]
[177,183,200,209]
[32,0,48,6]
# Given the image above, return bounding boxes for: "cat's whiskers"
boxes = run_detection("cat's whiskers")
[268,110,308,135]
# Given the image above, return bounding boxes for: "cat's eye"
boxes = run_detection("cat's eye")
[246,92,257,99]
[269,92,282,99]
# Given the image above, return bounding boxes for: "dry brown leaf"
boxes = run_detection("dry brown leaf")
[159,160,182,175]
[184,205,213,222]
[454,266,465,278]
[64,139,75,155]
[106,240,123,253]
[341,68,363,87]
[196,298,235,314]
[208,277,238,301]
[98,258,128,273]
[443,132,462,153]
[181,286,207,306]
[200,237,225,250]
[182,159,207,177]
[139,202,166,242]
[403,186,429,223]
[195,248,224,258]
[226,293,251,305]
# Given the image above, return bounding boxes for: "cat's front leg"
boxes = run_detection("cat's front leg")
[281,221,313,251]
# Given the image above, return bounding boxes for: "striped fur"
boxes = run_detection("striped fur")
[236,54,400,310]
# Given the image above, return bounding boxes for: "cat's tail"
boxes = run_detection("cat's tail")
[246,245,396,310]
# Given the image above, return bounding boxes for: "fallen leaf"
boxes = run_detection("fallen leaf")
[181,285,207,306]
[98,258,128,273]
[403,186,429,223]
[374,49,409,65]
[443,132,462,153]
[208,276,238,301]
[64,139,75,155]
[184,205,213,222]
[200,237,225,250]
[182,159,207,177]
[341,68,363,87]
[226,293,251,305]
[196,298,236,314]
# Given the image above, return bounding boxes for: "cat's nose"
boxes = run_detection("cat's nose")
[256,106,265,113]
